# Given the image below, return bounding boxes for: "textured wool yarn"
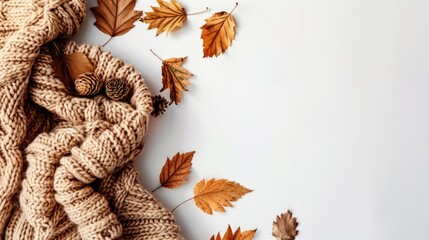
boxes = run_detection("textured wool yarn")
[0,0,183,239]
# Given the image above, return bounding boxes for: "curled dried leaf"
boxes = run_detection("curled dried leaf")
[151,50,193,105]
[160,57,193,104]
[52,52,94,94]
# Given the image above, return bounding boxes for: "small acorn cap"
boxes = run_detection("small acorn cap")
[105,77,130,101]
[74,72,103,96]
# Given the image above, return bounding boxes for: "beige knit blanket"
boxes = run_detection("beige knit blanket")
[0,0,183,239]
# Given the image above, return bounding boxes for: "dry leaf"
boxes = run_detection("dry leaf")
[91,0,142,39]
[141,0,187,36]
[158,55,193,105]
[240,230,258,240]
[160,151,195,189]
[193,178,252,214]
[151,50,193,104]
[201,3,238,58]
[52,52,94,93]
[64,53,95,80]
[211,225,257,240]
[272,210,299,240]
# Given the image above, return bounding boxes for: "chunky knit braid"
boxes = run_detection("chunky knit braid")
[1,1,184,239]
[0,0,85,235]
[2,39,184,240]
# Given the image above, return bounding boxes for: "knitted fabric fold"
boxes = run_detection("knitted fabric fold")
[0,0,184,239]
[0,0,86,235]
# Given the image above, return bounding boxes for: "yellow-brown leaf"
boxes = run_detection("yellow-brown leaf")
[160,151,195,189]
[141,0,187,36]
[91,0,142,37]
[211,225,257,240]
[64,53,95,80]
[52,52,94,93]
[193,179,252,215]
[160,57,193,105]
[272,210,299,240]
[201,3,238,58]
[240,229,258,240]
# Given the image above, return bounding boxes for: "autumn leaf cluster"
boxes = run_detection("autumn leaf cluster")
[154,152,252,214]
[150,151,301,239]
[151,151,258,238]
[90,0,239,106]
[91,0,238,58]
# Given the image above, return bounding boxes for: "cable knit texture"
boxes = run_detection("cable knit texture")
[0,0,183,239]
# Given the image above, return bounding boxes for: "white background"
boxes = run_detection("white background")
[75,0,429,239]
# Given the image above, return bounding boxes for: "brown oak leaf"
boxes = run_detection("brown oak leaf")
[201,3,238,58]
[211,225,257,240]
[193,178,252,215]
[272,210,299,240]
[52,52,94,93]
[141,0,187,36]
[91,0,142,44]
[159,151,195,189]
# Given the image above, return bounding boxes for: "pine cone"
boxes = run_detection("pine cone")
[105,77,130,101]
[151,95,169,117]
[74,72,103,96]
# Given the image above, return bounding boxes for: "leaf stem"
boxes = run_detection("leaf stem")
[187,7,209,16]
[172,196,195,213]
[150,49,163,62]
[102,37,113,47]
[151,185,162,193]
[229,2,239,15]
